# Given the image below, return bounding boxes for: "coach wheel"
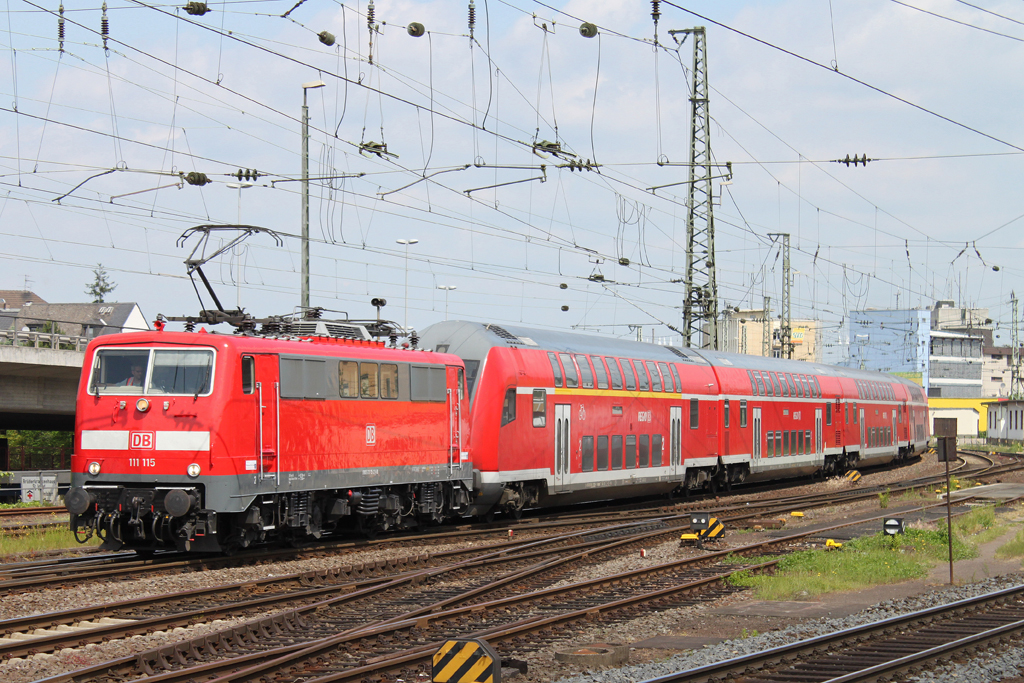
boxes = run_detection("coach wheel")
[357,516,380,540]
[510,504,524,520]
[483,509,496,524]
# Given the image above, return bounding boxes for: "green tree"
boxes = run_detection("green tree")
[86,264,117,303]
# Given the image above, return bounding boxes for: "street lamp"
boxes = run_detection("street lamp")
[396,238,418,331]
[226,181,254,310]
[437,285,456,321]
[301,79,326,311]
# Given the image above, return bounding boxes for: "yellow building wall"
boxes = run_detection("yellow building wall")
[929,398,994,432]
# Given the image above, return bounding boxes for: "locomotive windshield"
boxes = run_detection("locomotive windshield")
[89,348,215,396]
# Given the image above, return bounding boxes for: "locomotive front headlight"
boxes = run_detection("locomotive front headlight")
[136,398,150,412]
[187,463,201,478]
[87,461,101,476]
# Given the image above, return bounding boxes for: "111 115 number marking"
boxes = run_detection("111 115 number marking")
[129,458,156,467]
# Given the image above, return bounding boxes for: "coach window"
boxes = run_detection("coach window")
[339,361,359,398]
[621,359,637,391]
[612,435,623,469]
[761,371,773,396]
[639,435,650,467]
[646,361,662,392]
[532,389,547,427]
[360,363,379,398]
[690,398,699,429]
[652,434,663,466]
[724,399,731,428]
[242,356,255,394]
[547,352,563,388]
[754,371,766,396]
[591,356,609,389]
[779,373,788,397]
[558,353,578,388]
[853,402,858,423]
[797,430,804,454]
[582,436,595,472]
[380,364,399,399]
[803,375,812,398]
[740,399,748,427]
[770,372,781,396]
[457,368,465,400]
[670,364,682,393]
[634,361,650,391]
[607,358,624,390]
[501,388,517,426]
[747,370,756,395]
[845,402,849,424]
[815,377,822,397]
[897,404,902,423]
[597,436,609,470]
[782,430,789,455]
[575,355,594,389]
[657,362,673,392]
[625,435,637,468]
[826,402,832,425]
[766,431,775,457]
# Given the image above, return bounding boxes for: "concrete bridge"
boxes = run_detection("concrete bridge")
[0,331,87,431]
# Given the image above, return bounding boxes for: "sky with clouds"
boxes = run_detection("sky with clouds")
[2,0,1022,362]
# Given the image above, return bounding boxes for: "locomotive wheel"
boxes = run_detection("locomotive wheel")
[357,516,380,540]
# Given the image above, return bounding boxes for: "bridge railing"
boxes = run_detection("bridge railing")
[0,329,90,352]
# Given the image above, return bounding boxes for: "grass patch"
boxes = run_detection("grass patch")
[0,525,100,556]
[951,506,1003,545]
[878,489,890,509]
[995,527,1024,560]
[727,528,977,600]
[0,500,52,510]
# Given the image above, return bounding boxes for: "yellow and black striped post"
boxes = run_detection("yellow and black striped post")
[698,517,725,542]
[844,470,861,483]
[433,638,501,683]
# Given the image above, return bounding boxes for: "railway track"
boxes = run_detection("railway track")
[17,490,980,683]
[643,583,1024,683]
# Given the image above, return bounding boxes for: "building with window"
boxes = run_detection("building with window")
[984,399,1024,444]
[0,292,148,338]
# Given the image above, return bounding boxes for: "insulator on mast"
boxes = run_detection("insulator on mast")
[651,0,660,42]
[468,0,476,39]
[58,4,65,52]
[367,0,375,65]
[101,2,109,50]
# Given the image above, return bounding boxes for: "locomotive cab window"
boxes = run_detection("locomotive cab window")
[690,398,699,429]
[241,356,255,394]
[532,389,546,427]
[500,388,517,426]
[89,348,215,397]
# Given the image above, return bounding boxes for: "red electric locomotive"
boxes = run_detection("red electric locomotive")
[417,321,930,519]
[65,323,473,552]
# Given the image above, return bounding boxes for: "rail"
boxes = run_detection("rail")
[0,328,90,351]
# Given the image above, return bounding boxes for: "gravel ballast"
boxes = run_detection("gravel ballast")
[551,574,1024,683]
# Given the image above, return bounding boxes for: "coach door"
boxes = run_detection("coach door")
[554,404,571,492]
[815,408,823,458]
[752,407,762,459]
[859,408,866,450]
[253,354,280,486]
[669,406,682,476]
[892,410,897,447]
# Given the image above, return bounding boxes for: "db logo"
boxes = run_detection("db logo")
[130,432,155,449]
[365,424,376,446]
